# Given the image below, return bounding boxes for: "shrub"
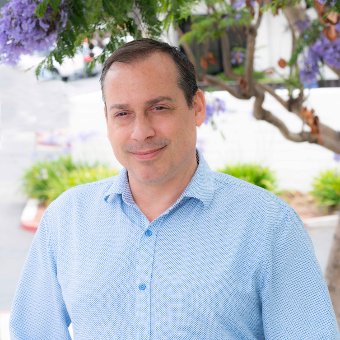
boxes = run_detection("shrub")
[311,169,340,209]
[22,156,117,205]
[219,163,277,192]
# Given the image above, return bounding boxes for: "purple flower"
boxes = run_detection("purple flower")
[299,49,319,84]
[231,50,245,66]
[295,19,310,33]
[336,23,340,33]
[316,0,327,4]
[205,103,215,123]
[0,0,68,64]
[311,36,340,69]
[205,95,227,123]
[299,32,340,84]
[333,153,340,162]
[234,13,242,20]
[232,0,246,9]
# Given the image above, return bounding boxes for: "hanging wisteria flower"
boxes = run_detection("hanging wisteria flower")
[231,0,255,9]
[232,0,246,9]
[205,94,227,123]
[294,19,310,33]
[231,50,245,66]
[299,49,319,84]
[0,0,68,64]
[315,0,336,5]
[333,153,340,162]
[299,22,340,84]
[311,35,340,69]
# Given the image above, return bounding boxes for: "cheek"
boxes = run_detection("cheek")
[107,126,124,149]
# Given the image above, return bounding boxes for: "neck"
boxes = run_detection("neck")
[129,155,198,221]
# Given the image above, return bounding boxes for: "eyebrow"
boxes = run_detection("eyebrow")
[108,96,174,112]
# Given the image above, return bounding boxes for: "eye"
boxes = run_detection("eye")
[114,111,129,118]
[152,105,168,111]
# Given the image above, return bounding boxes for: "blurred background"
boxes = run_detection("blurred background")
[0,0,339,337]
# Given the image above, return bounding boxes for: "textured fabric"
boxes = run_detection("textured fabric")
[10,154,339,339]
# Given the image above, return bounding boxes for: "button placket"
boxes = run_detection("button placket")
[135,222,158,340]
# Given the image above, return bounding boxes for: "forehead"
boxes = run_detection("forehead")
[102,52,182,100]
[108,52,179,80]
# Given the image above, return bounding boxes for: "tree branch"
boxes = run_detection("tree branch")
[282,7,300,78]
[244,13,261,96]
[255,83,289,110]
[204,74,249,99]
[253,92,317,143]
[253,88,340,153]
[220,31,238,80]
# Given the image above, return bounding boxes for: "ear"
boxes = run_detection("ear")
[193,89,206,127]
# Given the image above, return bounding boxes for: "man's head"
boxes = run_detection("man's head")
[101,38,206,188]
[100,38,198,108]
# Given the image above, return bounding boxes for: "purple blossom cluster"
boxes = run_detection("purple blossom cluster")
[312,35,340,69]
[315,0,336,5]
[232,0,246,9]
[299,24,340,84]
[0,0,68,64]
[231,0,255,9]
[231,50,245,66]
[295,19,310,33]
[205,95,227,123]
[299,49,319,84]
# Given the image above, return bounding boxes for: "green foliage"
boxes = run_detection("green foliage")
[262,0,302,14]
[218,163,277,192]
[180,5,252,44]
[22,156,117,205]
[36,0,164,76]
[311,169,340,208]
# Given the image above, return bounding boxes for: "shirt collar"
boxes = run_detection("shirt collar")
[104,150,215,208]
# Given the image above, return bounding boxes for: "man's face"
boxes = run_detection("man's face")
[103,52,205,187]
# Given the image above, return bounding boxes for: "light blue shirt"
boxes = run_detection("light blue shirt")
[10,154,339,339]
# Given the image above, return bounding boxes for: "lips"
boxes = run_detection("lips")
[131,146,166,160]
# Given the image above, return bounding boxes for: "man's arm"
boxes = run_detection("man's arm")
[261,206,339,339]
[10,210,71,339]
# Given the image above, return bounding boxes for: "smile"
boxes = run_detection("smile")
[131,146,166,160]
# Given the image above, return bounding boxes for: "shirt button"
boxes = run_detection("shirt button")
[138,283,146,291]
[144,229,152,237]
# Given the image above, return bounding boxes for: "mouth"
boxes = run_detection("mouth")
[130,146,166,160]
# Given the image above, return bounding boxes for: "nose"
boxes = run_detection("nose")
[130,114,156,141]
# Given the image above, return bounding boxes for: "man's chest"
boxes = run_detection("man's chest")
[55,210,264,339]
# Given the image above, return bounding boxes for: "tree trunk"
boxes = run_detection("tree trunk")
[326,209,340,326]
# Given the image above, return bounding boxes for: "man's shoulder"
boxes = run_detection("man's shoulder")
[210,170,290,214]
[211,170,274,196]
[48,175,117,211]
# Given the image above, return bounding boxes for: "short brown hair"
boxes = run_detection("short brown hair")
[100,38,198,107]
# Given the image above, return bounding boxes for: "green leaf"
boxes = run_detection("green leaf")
[35,0,49,17]
[50,0,62,12]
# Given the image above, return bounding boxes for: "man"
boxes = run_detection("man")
[10,38,339,339]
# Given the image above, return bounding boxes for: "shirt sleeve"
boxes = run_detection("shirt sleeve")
[9,209,71,340]
[261,205,340,339]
